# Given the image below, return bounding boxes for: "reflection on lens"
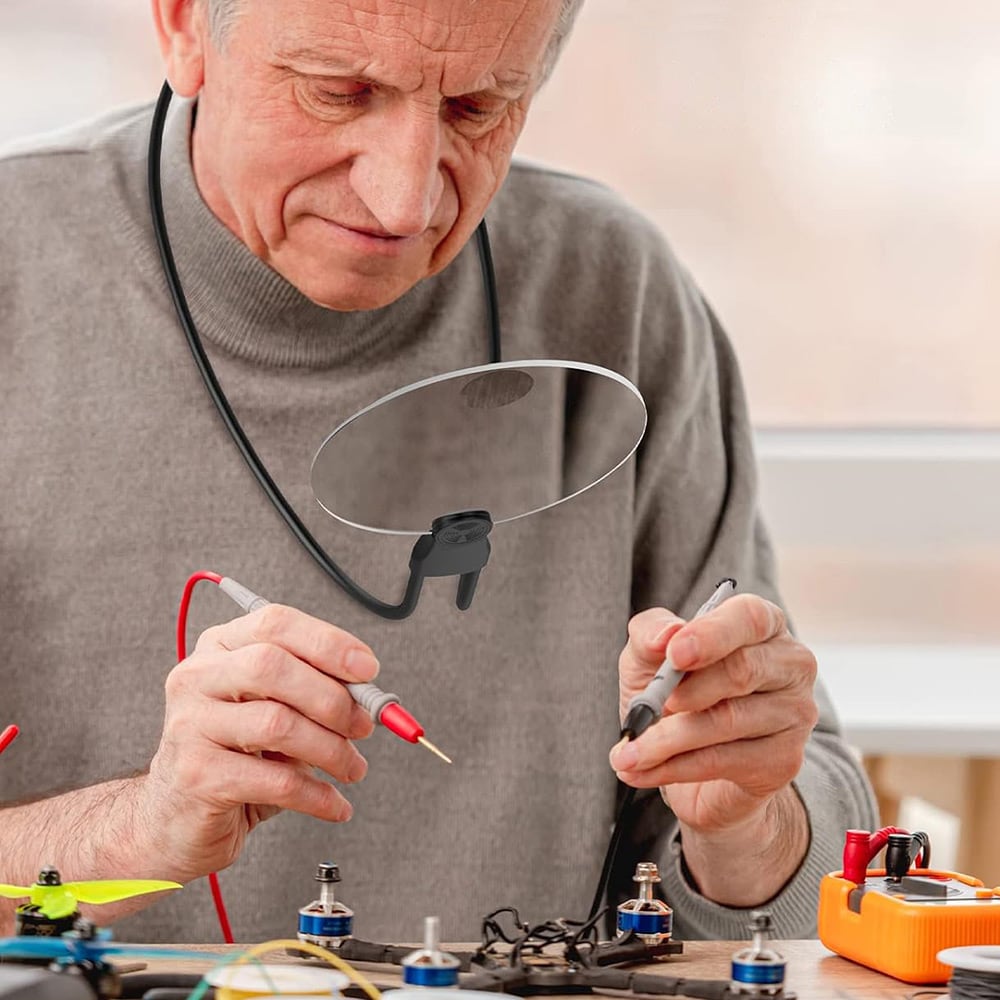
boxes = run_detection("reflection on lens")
[460,369,534,409]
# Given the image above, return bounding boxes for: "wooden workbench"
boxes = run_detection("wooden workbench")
[127,939,937,999]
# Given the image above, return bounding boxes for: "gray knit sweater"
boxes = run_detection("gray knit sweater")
[0,99,876,944]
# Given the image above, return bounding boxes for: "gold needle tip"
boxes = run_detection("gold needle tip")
[417,735,453,765]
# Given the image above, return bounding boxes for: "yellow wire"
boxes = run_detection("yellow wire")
[220,938,383,1000]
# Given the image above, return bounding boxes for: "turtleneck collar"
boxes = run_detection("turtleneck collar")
[157,97,452,369]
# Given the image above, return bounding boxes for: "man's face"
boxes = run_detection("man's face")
[190,0,563,311]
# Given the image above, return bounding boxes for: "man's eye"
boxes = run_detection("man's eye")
[313,84,370,106]
[449,98,506,122]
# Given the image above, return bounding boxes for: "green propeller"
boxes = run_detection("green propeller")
[0,866,181,920]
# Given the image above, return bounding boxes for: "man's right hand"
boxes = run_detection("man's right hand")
[139,603,379,882]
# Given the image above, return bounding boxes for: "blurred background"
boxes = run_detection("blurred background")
[2,0,998,878]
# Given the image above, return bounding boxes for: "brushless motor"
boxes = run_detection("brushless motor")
[401,916,462,988]
[731,910,786,995]
[297,862,354,948]
[616,862,673,943]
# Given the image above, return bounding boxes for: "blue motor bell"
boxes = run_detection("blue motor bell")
[617,862,672,943]
[297,862,354,947]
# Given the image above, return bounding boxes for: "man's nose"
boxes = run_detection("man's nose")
[350,104,446,237]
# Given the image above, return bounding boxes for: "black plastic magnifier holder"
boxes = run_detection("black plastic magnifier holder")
[405,511,494,613]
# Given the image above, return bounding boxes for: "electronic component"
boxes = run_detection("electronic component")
[616,862,673,945]
[401,916,461,987]
[297,862,354,948]
[818,827,1000,983]
[730,910,786,996]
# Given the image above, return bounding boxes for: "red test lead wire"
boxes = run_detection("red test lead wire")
[176,570,224,663]
[176,570,234,945]
[0,725,19,757]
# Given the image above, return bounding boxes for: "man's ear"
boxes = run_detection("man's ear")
[150,0,208,97]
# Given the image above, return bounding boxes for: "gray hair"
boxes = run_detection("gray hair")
[206,0,584,83]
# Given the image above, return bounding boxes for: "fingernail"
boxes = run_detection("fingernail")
[610,742,638,770]
[347,754,368,783]
[339,801,353,822]
[671,635,698,669]
[345,648,379,681]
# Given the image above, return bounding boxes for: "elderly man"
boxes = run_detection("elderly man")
[0,0,875,944]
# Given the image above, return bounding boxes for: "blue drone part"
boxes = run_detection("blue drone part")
[0,933,212,965]
[402,964,461,988]
[298,910,353,939]
[729,910,786,995]
[616,908,673,937]
[730,958,787,986]
[297,861,354,946]
[401,916,462,990]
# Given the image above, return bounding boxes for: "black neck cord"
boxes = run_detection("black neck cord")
[147,81,501,619]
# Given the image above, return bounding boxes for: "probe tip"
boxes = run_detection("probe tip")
[417,736,453,765]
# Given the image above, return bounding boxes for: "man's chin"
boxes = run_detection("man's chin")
[275,263,421,313]
[305,285,413,312]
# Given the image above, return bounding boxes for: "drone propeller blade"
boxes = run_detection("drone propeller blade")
[67,879,182,904]
[0,884,31,899]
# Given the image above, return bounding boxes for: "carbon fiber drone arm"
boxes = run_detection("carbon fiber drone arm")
[333,937,477,971]
[459,965,775,999]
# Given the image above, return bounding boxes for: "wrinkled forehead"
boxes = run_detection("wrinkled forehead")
[250,0,563,93]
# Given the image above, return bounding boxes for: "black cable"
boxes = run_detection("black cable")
[588,784,636,921]
[147,81,503,619]
[475,222,501,364]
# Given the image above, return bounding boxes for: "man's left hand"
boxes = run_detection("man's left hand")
[609,594,819,904]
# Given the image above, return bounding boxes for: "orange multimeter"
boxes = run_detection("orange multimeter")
[818,828,1000,984]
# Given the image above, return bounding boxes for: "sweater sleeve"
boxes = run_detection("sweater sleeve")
[626,262,878,939]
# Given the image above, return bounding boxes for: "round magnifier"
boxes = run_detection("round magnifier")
[311,360,647,536]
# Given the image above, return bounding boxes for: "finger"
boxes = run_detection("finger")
[189,697,369,785]
[247,754,319,827]
[665,594,787,673]
[194,644,374,741]
[623,608,686,672]
[666,637,817,715]
[612,688,815,774]
[614,729,808,794]
[619,611,686,710]
[195,604,379,684]
[208,752,355,823]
